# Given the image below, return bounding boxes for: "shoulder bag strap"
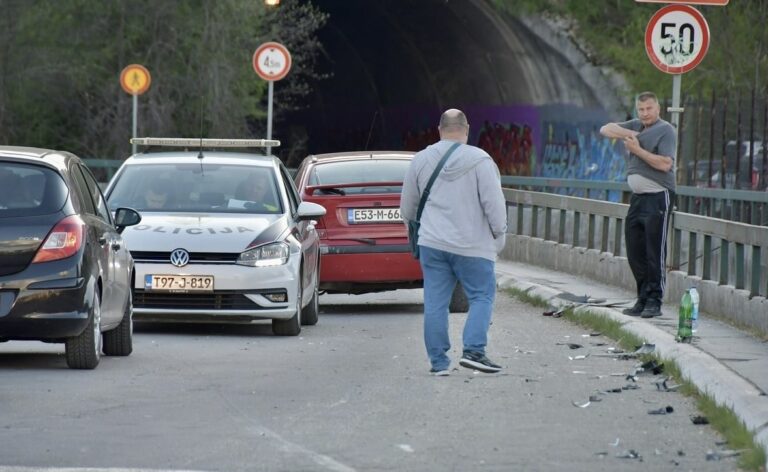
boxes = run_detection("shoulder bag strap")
[415,142,461,221]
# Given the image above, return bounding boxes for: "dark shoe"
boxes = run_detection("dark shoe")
[641,299,663,318]
[430,368,450,377]
[459,351,501,373]
[622,300,646,316]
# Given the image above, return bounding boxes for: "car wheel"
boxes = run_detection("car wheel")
[65,290,102,369]
[449,282,469,313]
[273,273,302,336]
[103,292,133,356]
[301,270,319,326]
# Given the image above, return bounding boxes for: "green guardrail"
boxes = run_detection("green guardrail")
[501,176,768,226]
[504,187,768,299]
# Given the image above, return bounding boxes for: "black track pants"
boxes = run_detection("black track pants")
[625,190,674,303]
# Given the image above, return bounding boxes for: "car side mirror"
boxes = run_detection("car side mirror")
[114,207,142,233]
[296,201,326,221]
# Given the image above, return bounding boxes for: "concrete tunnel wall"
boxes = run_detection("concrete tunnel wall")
[289,0,630,185]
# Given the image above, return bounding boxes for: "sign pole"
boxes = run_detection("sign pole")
[132,94,138,155]
[670,74,683,129]
[267,81,274,156]
[253,42,291,157]
[120,64,152,156]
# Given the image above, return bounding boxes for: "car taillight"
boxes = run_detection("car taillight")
[32,215,85,263]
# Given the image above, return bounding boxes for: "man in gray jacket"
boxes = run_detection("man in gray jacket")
[400,109,508,375]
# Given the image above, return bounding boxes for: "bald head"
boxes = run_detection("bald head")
[438,108,469,143]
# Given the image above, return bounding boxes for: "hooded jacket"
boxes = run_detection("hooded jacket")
[400,140,507,261]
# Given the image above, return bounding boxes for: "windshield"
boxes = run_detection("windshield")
[107,163,282,214]
[0,162,68,217]
[309,159,410,194]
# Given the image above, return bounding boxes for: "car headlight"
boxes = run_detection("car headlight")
[237,242,290,267]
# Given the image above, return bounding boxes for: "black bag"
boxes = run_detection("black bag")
[408,220,421,259]
[407,142,461,259]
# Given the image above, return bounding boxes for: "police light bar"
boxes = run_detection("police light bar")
[130,137,280,148]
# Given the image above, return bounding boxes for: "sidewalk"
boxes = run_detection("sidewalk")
[495,259,768,467]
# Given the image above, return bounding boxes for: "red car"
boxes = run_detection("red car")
[294,151,467,310]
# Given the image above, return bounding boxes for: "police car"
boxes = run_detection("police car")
[104,138,326,336]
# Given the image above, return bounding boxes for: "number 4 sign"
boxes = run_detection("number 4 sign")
[645,4,710,74]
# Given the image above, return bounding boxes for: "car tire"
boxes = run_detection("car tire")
[449,283,469,313]
[273,274,302,336]
[301,270,319,326]
[65,290,102,369]
[103,293,133,356]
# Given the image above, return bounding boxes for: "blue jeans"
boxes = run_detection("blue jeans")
[419,245,496,370]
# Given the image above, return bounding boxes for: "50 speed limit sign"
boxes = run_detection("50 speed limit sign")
[645,4,710,74]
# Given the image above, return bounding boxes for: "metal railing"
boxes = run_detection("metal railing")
[501,176,768,226]
[504,187,768,299]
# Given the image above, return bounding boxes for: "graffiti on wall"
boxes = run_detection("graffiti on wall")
[300,103,628,189]
[475,121,535,176]
[537,104,626,182]
[540,123,626,181]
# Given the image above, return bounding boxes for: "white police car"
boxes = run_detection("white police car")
[104,138,326,336]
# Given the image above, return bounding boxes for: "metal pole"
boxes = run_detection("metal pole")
[266,81,274,156]
[132,94,138,155]
[669,74,683,130]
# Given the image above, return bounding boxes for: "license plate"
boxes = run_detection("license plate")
[145,274,214,292]
[348,208,402,224]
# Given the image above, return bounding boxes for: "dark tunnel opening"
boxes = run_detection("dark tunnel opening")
[282,0,624,183]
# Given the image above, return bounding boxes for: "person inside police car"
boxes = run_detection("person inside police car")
[235,172,278,212]
[143,178,174,210]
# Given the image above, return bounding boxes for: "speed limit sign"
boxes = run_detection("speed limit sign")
[252,42,292,81]
[645,4,710,74]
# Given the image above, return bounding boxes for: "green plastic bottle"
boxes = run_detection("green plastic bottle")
[677,290,693,342]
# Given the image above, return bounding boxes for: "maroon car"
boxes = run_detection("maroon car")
[294,151,467,310]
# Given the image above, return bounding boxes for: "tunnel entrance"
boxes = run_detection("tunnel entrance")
[283,0,623,183]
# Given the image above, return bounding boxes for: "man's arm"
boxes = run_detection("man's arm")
[624,135,674,172]
[600,123,638,139]
[476,160,507,238]
[399,161,421,224]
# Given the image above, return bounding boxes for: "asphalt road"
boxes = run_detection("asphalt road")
[0,289,739,471]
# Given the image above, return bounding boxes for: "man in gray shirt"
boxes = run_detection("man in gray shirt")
[600,92,676,318]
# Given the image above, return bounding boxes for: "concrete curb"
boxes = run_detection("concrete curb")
[500,235,768,336]
[496,273,768,468]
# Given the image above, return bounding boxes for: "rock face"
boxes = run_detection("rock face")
[308,0,626,110]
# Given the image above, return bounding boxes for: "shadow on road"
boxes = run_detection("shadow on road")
[134,321,273,337]
[0,351,68,370]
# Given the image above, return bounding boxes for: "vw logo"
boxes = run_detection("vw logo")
[169,248,190,267]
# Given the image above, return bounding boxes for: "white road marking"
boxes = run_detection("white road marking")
[246,426,357,472]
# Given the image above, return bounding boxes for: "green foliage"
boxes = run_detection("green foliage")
[0,0,327,159]
[493,0,768,100]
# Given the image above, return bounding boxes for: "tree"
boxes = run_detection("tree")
[0,0,327,160]
[493,0,768,100]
